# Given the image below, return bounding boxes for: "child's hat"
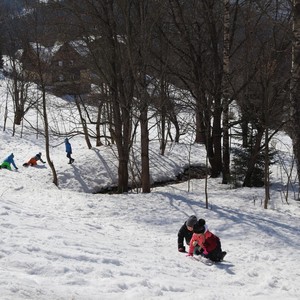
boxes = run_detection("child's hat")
[186,215,197,227]
[193,223,206,234]
[198,218,206,226]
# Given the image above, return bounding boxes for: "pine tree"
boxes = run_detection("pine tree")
[231,127,277,188]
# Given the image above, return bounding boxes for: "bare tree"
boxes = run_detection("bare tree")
[0,3,37,135]
[164,0,224,177]
[24,2,58,186]
[5,55,35,134]
[125,0,166,193]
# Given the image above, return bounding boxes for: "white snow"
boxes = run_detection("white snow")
[1,72,300,300]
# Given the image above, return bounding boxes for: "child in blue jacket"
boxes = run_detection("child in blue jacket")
[65,138,75,164]
[0,153,18,170]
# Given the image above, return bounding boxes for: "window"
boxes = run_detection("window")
[58,74,64,81]
[58,61,63,67]
[69,60,74,66]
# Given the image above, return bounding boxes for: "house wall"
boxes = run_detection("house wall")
[51,43,91,95]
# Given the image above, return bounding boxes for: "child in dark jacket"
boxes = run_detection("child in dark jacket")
[188,222,226,262]
[23,152,46,167]
[178,216,206,252]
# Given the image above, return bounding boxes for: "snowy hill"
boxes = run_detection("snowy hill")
[1,73,300,300]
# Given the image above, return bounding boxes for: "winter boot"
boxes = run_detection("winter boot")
[220,251,227,261]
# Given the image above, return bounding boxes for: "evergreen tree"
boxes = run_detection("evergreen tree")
[231,127,277,188]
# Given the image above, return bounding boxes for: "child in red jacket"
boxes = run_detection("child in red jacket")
[188,222,226,262]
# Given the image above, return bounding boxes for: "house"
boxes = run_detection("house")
[50,41,91,95]
[17,40,91,95]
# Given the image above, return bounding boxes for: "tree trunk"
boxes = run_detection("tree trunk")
[113,94,131,194]
[75,95,92,149]
[264,126,270,209]
[195,96,206,144]
[210,98,223,177]
[96,101,103,147]
[222,0,230,184]
[141,104,150,193]
[241,118,249,148]
[159,80,167,156]
[42,88,58,187]
[118,157,129,193]
[291,0,300,192]
[172,117,180,143]
[160,110,166,155]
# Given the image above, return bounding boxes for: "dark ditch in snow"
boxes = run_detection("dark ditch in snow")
[94,164,209,194]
